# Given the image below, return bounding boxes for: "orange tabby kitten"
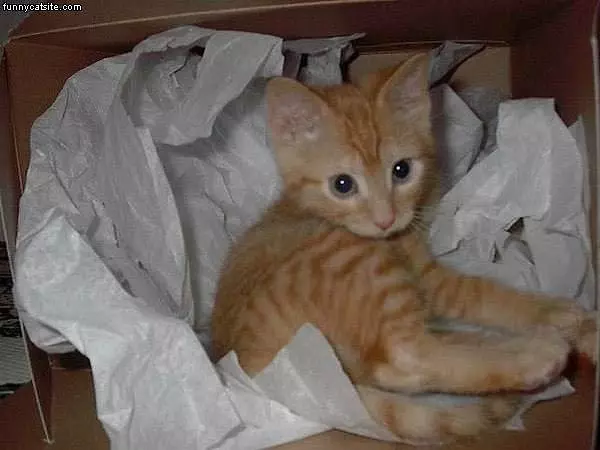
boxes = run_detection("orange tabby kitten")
[211,54,597,444]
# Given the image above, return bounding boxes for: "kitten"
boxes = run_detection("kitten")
[211,54,597,444]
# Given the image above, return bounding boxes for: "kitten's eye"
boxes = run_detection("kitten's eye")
[392,159,412,183]
[329,174,358,198]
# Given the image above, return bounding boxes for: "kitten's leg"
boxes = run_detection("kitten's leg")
[365,323,569,395]
[419,260,597,360]
[352,291,570,394]
[356,385,520,444]
[398,231,596,360]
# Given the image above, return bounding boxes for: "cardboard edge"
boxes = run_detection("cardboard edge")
[0,51,52,443]
[590,4,600,448]
[5,1,569,54]
[0,10,30,46]
[21,324,53,443]
[511,0,600,446]
[9,0,389,39]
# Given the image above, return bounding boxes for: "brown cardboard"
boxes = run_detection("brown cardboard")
[0,362,595,449]
[10,0,569,53]
[512,0,600,265]
[0,54,17,252]
[349,47,512,95]
[0,0,598,448]
[4,41,115,191]
[0,369,109,449]
[0,50,55,446]
[277,361,597,449]
[1,42,116,443]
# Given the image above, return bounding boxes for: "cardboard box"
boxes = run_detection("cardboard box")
[0,1,598,448]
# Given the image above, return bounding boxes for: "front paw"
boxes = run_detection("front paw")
[575,311,598,364]
[536,299,585,343]
[537,301,597,365]
[511,332,570,391]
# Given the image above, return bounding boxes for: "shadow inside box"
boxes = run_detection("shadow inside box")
[0,242,30,401]
[0,242,92,374]
[0,274,20,339]
[50,352,92,370]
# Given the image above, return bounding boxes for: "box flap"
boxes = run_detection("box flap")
[11,0,571,52]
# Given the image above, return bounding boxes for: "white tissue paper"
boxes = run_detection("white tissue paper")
[14,26,590,450]
[429,41,484,87]
[430,84,484,193]
[429,99,595,310]
[283,33,364,85]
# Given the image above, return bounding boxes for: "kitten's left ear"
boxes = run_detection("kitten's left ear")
[376,53,431,129]
[265,77,331,148]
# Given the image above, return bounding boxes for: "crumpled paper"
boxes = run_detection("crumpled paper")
[283,33,364,84]
[458,86,509,166]
[429,41,484,87]
[430,84,484,192]
[16,213,241,449]
[429,99,595,310]
[14,27,589,450]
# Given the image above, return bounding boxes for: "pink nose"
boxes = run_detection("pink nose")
[375,216,395,230]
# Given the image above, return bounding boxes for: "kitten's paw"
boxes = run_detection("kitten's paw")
[357,385,520,445]
[536,299,584,343]
[575,311,598,364]
[429,396,521,443]
[537,302,598,365]
[509,333,570,391]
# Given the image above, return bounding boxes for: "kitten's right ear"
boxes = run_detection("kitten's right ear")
[266,77,329,147]
[376,54,431,130]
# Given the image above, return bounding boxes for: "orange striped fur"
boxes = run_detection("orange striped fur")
[211,54,597,444]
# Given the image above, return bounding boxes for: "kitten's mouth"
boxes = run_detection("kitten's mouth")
[381,212,414,237]
[376,226,404,239]
[344,212,416,239]
[355,212,414,239]
[379,229,401,239]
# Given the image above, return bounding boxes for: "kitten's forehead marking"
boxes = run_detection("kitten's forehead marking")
[317,85,381,169]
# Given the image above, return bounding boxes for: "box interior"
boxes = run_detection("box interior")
[0,362,593,449]
[9,0,573,52]
[0,0,598,448]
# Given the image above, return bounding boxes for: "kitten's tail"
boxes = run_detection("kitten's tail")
[356,385,520,445]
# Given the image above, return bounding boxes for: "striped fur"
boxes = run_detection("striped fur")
[211,54,597,444]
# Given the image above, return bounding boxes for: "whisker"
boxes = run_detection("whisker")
[417,205,439,213]
[409,217,431,235]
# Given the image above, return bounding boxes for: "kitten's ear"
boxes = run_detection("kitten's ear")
[376,54,431,128]
[266,77,330,147]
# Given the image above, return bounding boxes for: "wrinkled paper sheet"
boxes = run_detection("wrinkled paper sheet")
[283,33,365,84]
[14,26,588,450]
[429,100,595,310]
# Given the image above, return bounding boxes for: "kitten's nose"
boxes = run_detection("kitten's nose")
[374,216,395,230]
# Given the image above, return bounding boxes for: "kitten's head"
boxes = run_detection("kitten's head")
[266,54,438,238]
